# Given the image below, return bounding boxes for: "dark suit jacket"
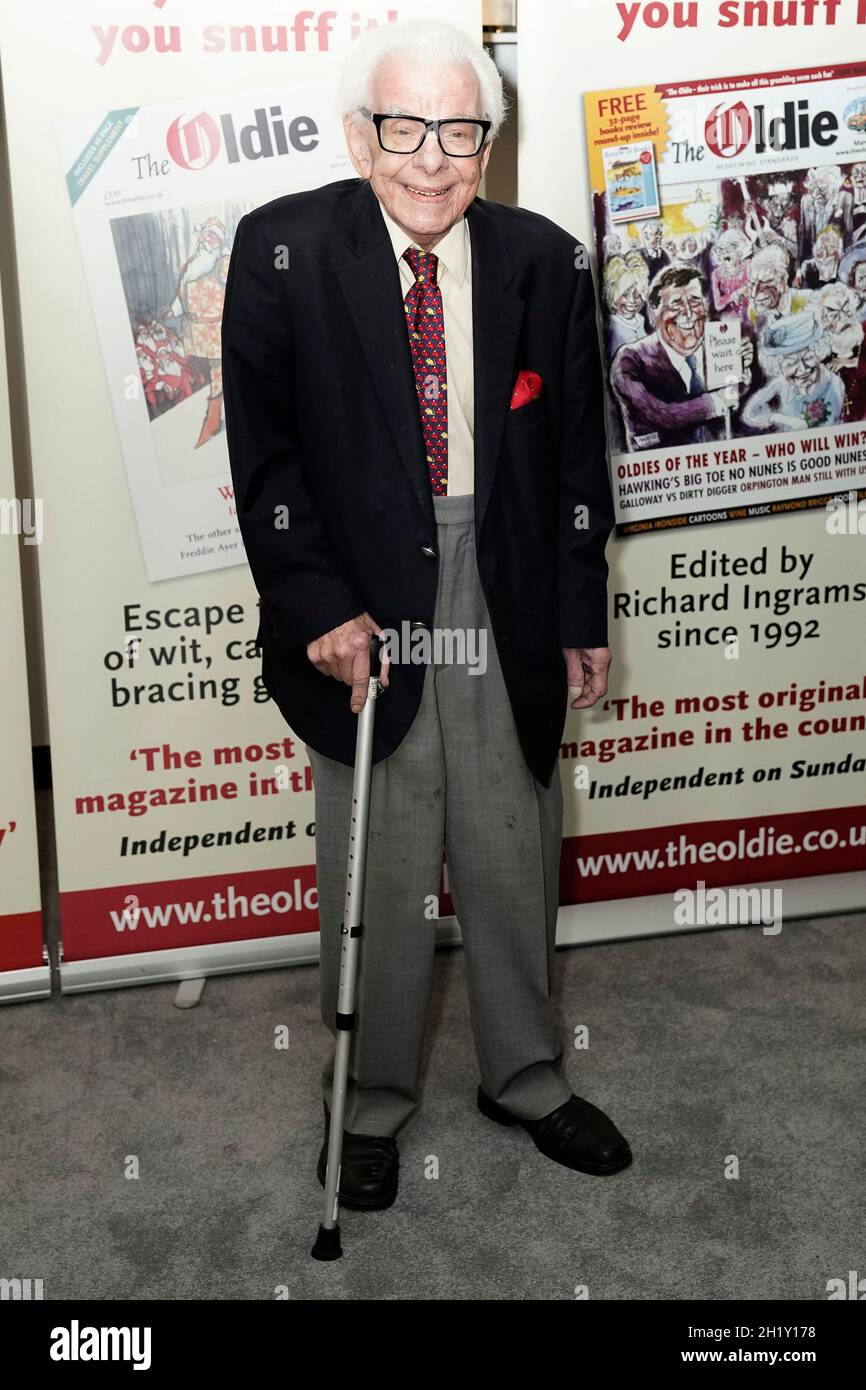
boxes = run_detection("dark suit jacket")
[221,177,613,788]
[610,331,719,451]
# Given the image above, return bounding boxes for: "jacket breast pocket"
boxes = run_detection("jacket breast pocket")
[504,392,548,437]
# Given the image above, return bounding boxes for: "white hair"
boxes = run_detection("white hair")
[712,227,752,265]
[749,243,789,284]
[337,20,506,141]
[805,164,843,193]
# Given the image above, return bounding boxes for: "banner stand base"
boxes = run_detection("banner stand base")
[557,869,866,946]
[0,964,52,1004]
[56,868,864,996]
[59,917,464,995]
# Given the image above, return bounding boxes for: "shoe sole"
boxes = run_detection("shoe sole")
[477,1090,633,1177]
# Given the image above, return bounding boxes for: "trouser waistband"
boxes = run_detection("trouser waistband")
[431,491,474,524]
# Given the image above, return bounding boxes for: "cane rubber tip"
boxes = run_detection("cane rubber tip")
[311,1224,342,1261]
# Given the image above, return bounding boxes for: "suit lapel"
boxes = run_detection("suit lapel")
[335,180,524,540]
[336,179,435,532]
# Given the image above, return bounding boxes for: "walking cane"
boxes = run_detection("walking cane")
[311,633,385,1261]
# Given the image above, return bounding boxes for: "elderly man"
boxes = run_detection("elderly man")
[799,165,853,263]
[815,282,865,368]
[815,280,866,421]
[222,19,630,1213]
[841,243,866,322]
[742,177,798,263]
[746,244,813,388]
[747,244,810,328]
[637,219,670,282]
[796,226,845,292]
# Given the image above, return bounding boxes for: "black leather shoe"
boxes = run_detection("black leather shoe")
[477,1087,632,1176]
[317,1104,399,1211]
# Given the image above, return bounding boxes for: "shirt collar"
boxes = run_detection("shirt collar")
[376,195,469,287]
[659,333,696,373]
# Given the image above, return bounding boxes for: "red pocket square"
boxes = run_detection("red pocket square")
[510,369,543,410]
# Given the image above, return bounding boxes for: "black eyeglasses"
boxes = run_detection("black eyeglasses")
[359,107,490,157]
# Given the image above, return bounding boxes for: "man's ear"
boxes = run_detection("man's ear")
[344,115,372,179]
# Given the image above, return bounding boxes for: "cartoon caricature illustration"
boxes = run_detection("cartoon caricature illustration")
[741,177,799,264]
[159,217,231,449]
[746,244,813,351]
[742,311,845,432]
[637,219,670,282]
[587,68,866,532]
[710,228,752,322]
[610,265,752,451]
[799,165,853,262]
[851,162,866,244]
[603,252,650,356]
[815,280,866,420]
[840,243,866,322]
[796,225,844,291]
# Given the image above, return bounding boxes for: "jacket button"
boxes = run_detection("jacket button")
[410,619,429,631]
[421,544,437,559]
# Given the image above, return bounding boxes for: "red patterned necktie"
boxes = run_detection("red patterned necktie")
[402,246,448,495]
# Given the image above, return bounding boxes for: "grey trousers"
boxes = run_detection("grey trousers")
[307,490,571,1136]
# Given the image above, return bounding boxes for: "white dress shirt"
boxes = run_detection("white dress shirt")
[659,335,729,416]
[377,198,475,497]
[660,334,702,392]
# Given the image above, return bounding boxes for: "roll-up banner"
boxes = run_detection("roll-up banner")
[0,271,46,1002]
[519,1,866,940]
[0,1,477,992]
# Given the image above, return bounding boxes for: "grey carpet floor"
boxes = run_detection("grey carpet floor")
[1,793,863,1300]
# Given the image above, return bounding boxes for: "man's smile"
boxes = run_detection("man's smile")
[401,182,454,200]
